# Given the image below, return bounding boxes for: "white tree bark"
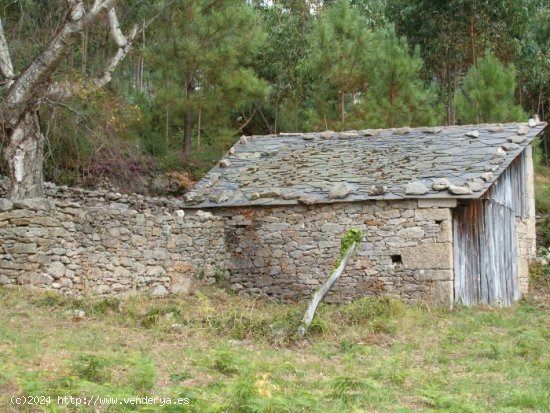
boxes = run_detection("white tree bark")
[46,9,138,100]
[0,0,138,199]
[109,8,128,47]
[94,11,138,88]
[3,112,45,200]
[0,18,14,88]
[3,0,119,118]
[297,243,357,338]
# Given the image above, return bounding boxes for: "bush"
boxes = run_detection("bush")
[531,259,550,290]
[338,296,405,326]
[71,354,112,384]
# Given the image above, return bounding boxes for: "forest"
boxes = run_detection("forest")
[0,0,548,194]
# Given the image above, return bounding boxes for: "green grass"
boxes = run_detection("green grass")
[0,286,549,412]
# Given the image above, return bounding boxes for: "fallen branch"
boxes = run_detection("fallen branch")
[297,242,357,338]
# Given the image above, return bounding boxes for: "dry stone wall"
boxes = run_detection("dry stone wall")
[0,178,456,306]
[0,175,457,305]
[0,181,228,296]
[220,199,456,307]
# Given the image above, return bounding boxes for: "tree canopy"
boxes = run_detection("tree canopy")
[0,0,547,196]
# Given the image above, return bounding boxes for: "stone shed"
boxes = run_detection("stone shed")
[186,122,548,307]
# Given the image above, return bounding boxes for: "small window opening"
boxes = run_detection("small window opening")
[435,220,444,225]
[391,255,402,264]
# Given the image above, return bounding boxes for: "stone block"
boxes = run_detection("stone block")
[389,200,417,209]
[47,262,66,279]
[355,257,373,269]
[20,273,54,285]
[398,227,425,239]
[429,281,453,308]
[171,275,194,294]
[4,243,38,254]
[401,243,453,270]
[172,261,194,274]
[152,285,169,297]
[113,266,132,279]
[415,270,453,281]
[31,216,61,227]
[94,285,111,295]
[321,223,343,233]
[0,199,13,212]
[102,238,120,248]
[272,249,285,258]
[376,209,401,219]
[437,220,453,243]
[415,208,451,222]
[265,223,289,232]
[0,260,25,270]
[13,198,52,211]
[417,199,457,208]
[0,209,35,222]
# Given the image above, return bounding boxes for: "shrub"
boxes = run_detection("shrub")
[455,51,526,124]
[71,354,112,384]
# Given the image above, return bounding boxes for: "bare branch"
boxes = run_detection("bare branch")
[92,0,106,12]
[45,7,138,101]
[0,18,14,87]
[67,0,85,21]
[4,0,119,118]
[108,8,127,47]
[94,18,138,88]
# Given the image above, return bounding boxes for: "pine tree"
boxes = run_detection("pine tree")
[454,52,526,124]
[356,27,440,128]
[147,0,268,156]
[249,0,315,133]
[300,0,371,130]
[387,0,530,124]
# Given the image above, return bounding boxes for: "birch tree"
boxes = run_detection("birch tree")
[0,0,137,200]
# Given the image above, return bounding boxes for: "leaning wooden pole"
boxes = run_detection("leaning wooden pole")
[297,242,357,338]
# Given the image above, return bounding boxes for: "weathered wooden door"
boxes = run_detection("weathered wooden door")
[453,200,519,306]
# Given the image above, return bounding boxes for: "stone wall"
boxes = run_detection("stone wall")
[0,161,536,306]
[0,182,228,297]
[219,199,456,307]
[516,145,537,294]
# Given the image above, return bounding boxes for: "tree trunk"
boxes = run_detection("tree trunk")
[0,2,137,200]
[469,14,476,66]
[197,108,202,150]
[183,108,193,156]
[81,29,88,74]
[3,110,45,200]
[340,90,345,124]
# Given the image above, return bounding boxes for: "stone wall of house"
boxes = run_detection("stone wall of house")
[219,198,456,307]
[516,145,537,295]
[0,182,228,297]
[1,159,536,306]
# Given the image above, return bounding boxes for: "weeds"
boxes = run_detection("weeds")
[72,354,112,383]
[0,286,549,412]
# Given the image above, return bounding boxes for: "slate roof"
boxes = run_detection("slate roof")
[185,122,548,208]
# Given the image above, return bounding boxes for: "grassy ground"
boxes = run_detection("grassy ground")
[0,285,549,413]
